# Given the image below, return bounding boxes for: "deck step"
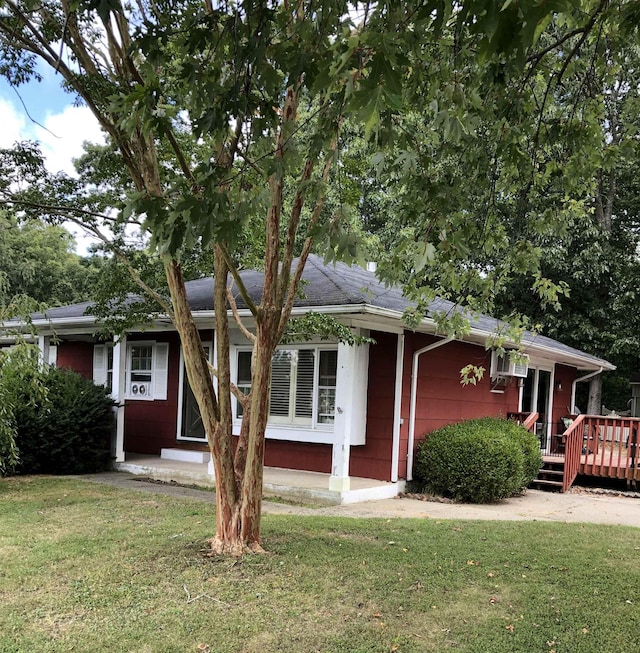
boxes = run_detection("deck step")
[533,457,566,492]
[531,478,563,491]
[537,469,563,479]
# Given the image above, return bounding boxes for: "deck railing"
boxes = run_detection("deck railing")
[507,411,539,432]
[509,412,640,490]
[576,415,640,481]
[560,415,585,492]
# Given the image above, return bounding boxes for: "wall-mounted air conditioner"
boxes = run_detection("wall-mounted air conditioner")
[491,351,529,378]
[130,382,152,398]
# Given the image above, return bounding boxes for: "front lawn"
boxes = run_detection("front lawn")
[1,477,638,652]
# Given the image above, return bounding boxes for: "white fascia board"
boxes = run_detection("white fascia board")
[28,300,613,372]
[462,325,615,372]
[356,305,615,373]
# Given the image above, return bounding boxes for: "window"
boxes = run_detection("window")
[235,347,338,427]
[236,350,252,417]
[95,341,168,401]
[317,350,337,424]
[126,341,169,400]
[93,344,113,392]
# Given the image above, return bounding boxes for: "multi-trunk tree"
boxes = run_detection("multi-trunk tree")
[0,0,628,553]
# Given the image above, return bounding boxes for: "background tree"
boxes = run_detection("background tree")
[0,1,629,554]
[0,210,101,308]
[493,35,640,413]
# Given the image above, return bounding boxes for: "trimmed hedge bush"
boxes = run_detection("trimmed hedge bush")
[414,417,542,503]
[15,366,115,475]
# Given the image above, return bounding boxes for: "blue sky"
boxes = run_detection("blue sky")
[0,60,104,174]
[0,63,105,252]
[0,63,75,124]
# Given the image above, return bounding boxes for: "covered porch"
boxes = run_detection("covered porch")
[114,453,405,506]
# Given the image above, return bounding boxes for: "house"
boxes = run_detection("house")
[16,255,619,501]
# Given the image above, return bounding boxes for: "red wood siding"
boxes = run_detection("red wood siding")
[406,333,521,477]
[56,341,94,380]
[124,332,181,455]
[264,440,332,473]
[551,364,577,431]
[169,437,332,473]
[350,330,397,481]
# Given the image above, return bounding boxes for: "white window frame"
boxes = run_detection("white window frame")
[93,343,114,392]
[231,344,338,433]
[124,340,169,401]
[176,341,214,442]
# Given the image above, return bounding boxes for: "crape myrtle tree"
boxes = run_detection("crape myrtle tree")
[0,0,625,553]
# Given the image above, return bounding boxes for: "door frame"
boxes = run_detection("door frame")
[176,341,213,442]
[519,363,555,454]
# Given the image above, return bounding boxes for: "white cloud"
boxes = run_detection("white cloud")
[35,105,105,176]
[0,97,27,147]
[1,97,106,252]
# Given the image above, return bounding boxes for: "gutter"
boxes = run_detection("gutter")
[571,366,604,414]
[406,336,454,481]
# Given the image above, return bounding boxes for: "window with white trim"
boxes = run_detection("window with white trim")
[125,341,169,400]
[93,344,113,392]
[235,346,337,427]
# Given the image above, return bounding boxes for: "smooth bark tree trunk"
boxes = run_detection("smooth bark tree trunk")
[587,375,603,416]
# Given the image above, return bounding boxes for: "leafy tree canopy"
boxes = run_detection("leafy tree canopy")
[1,0,637,553]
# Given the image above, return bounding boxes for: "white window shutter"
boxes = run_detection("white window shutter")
[153,342,169,400]
[93,345,108,386]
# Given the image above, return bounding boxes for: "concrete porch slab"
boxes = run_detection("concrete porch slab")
[161,448,211,464]
[114,453,404,505]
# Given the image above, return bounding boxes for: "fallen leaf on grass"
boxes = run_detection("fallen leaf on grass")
[505,624,514,633]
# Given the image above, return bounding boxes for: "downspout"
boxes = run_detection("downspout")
[407,336,454,481]
[391,333,405,482]
[571,367,603,414]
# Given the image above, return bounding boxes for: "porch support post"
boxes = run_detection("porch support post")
[329,334,368,492]
[330,339,353,491]
[112,336,127,463]
[391,333,405,482]
[207,458,216,480]
[37,334,50,367]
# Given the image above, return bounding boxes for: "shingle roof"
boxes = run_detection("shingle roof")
[23,254,612,370]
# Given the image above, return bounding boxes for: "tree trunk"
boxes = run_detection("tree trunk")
[587,375,603,416]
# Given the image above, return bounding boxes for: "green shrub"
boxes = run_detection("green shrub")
[15,366,114,475]
[498,418,543,490]
[414,417,540,503]
[0,344,44,476]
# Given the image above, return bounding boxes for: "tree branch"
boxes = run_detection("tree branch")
[276,134,337,340]
[226,286,256,344]
[219,244,259,316]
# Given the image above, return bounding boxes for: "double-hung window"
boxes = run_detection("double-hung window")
[235,347,337,427]
[93,344,114,393]
[125,341,169,400]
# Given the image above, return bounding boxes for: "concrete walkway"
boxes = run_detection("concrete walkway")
[77,471,640,528]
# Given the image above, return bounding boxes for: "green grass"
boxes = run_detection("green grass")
[1,477,639,653]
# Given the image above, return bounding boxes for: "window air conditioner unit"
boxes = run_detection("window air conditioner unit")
[491,351,529,378]
[130,382,152,398]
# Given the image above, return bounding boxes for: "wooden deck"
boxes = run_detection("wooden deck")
[543,452,640,482]
[515,413,640,492]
